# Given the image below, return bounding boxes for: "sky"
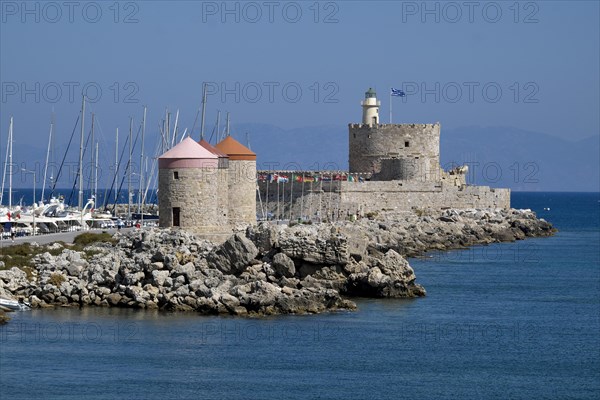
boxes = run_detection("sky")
[0,0,598,189]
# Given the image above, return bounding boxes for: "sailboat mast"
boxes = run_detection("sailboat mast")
[8,116,13,210]
[139,106,146,213]
[166,111,170,150]
[0,113,2,205]
[114,128,119,203]
[1,119,11,205]
[200,83,207,140]
[90,113,95,200]
[215,111,221,144]
[128,117,133,221]
[94,142,99,200]
[78,95,86,211]
[172,110,179,148]
[226,112,230,137]
[41,115,53,204]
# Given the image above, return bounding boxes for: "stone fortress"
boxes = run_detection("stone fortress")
[257,88,510,220]
[159,88,510,237]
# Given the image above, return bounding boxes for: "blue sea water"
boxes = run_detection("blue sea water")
[1,192,598,399]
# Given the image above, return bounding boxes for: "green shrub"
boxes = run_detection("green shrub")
[83,249,102,260]
[73,232,116,247]
[0,243,36,270]
[1,243,32,258]
[48,272,66,287]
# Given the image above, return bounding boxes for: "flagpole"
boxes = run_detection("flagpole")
[389,89,392,124]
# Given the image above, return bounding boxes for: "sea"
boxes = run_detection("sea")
[0,192,598,399]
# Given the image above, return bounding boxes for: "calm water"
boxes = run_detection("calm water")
[1,192,598,399]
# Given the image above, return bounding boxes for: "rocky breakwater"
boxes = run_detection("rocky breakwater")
[0,225,425,316]
[0,208,554,316]
[337,208,555,258]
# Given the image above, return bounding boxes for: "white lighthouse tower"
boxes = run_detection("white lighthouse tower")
[361,88,380,126]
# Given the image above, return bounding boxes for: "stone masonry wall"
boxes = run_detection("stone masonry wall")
[349,123,440,176]
[339,181,510,214]
[374,157,431,181]
[228,160,257,226]
[159,167,229,234]
[217,168,229,223]
[256,177,510,221]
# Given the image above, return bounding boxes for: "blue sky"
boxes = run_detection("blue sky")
[1,1,599,148]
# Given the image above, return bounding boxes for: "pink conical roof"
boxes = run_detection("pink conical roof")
[159,137,218,160]
[199,139,229,158]
[158,137,218,169]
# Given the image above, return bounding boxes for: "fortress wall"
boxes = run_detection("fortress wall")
[258,180,342,200]
[256,175,510,221]
[339,181,510,213]
[348,123,440,176]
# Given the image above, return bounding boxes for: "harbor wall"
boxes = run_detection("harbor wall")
[256,172,510,221]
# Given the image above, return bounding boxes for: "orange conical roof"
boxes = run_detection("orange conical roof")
[199,139,229,158]
[215,135,256,161]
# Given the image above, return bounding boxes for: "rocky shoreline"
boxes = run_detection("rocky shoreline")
[0,208,555,316]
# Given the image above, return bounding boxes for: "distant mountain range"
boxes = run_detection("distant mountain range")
[439,126,599,192]
[5,123,599,192]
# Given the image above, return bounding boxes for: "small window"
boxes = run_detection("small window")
[405,141,410,147]
[173,171,179,179]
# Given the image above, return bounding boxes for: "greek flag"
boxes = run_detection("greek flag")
[391,88,406,97]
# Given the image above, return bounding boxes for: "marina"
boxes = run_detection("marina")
[0,97,162,241]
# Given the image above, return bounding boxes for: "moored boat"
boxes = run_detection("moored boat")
[0,297,31,312]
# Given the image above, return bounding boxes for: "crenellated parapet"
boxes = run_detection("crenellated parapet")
[348,123,440,129]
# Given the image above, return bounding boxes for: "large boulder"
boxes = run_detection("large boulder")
[246,223,282,255]
[206,233,259,275]
[271,253,296,278]
[345,250,426,298]
[278,225,350,265]
[0,267,30,293]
